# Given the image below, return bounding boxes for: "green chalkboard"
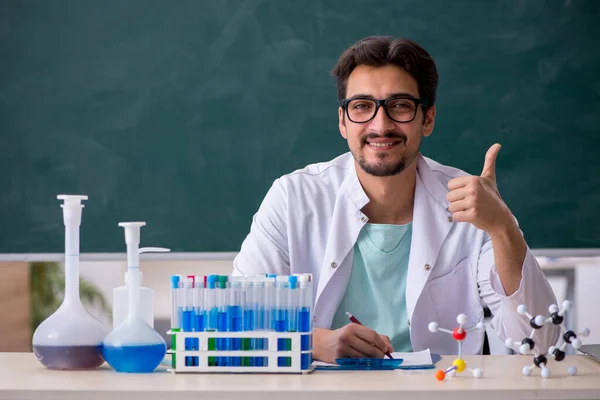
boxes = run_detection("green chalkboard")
[1,0,599,253]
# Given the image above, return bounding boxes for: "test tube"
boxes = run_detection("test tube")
[264,276,276,334]
[170,275,181,368]
[297,274,312,369]
[192,275,205,368]
[275,276,289,367]
[217,275,229,366]
[288,276,298,333]
[182,276,195,366]
[252,276,266,366]
[193,276,205,333]
[229,276,243,367]
[287,276,298,367]
[170,275,181,330]
[205,275,218,366]
[241,277,253,366]
[263,276,276,367]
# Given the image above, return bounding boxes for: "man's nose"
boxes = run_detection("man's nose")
[368,105,396,134]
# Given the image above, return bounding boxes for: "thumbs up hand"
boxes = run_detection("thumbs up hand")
[446,144,512,234]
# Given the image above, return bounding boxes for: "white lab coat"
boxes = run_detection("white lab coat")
[233,152,559,355]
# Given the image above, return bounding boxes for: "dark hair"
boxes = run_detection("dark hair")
[331,36,438,110]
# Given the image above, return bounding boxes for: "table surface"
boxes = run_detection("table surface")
[1,353,600,400]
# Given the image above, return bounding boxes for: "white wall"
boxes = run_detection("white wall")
[79,259,234,327]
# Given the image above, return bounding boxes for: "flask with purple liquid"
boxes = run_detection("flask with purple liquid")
[32,195,108,370]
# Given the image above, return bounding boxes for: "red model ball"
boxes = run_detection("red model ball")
[452,328,467,341]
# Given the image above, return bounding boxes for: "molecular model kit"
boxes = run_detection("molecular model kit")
[428,314,486,381]
[505,301,590,378]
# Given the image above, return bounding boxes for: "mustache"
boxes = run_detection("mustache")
[361,132,407,145]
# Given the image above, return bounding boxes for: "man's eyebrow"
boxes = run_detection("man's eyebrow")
[347,93,376,100]
[347,92,418,99]
[387,92,418,98]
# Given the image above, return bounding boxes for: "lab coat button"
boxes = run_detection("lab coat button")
[407,320,411,326]
[331,261,338,269]
[424,264,432,271]
[447,216,453,222]
[360,216,368,223]
[313,316,317,323]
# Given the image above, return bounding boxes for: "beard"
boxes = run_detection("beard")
[354,132,420,177]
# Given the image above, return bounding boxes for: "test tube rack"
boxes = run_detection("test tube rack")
[167,329,314,374]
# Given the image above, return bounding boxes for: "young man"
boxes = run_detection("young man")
[233,36,559,363]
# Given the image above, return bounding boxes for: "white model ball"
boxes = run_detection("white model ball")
[541,367,551,379]
[568,366,577,376]
[447,369,456,377]
[505,338,514,348]
[476,322,485,332]
[472,368,483,379]
[572,338,582,349]
[517,305,527,315]
[562,300,572,311]
[549,304,559,314]
[428,322,439,333]
[522,366,532,376]
[520,343,531,354]
[534,315,546,327]
[581,328,591,337]
[457,314,468,325]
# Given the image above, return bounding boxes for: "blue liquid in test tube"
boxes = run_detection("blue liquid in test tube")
[206,275,218,366]
[182,276,195,366]
[252,276,265,366]
[191,275,205,367]
[217,276,229,366]
[264,276,276,366]
[229,277,242,367]
[194,275,205,333]
[296,274,313,369]
[275,276,289,367]
[241,277,254,366]
[287,276,298,367]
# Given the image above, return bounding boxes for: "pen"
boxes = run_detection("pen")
[346,312,394,359]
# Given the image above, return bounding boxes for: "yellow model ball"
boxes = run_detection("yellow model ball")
[452,359,466,372]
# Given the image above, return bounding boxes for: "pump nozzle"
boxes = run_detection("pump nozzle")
[119,221,145,245]
[123,247,170,284]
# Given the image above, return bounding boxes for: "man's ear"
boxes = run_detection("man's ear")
[423,106,436,137]
[338,107,347,139]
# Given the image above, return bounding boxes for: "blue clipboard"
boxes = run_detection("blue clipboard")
[314,354,441,371]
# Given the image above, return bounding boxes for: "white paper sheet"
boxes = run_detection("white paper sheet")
[390,348,432,366]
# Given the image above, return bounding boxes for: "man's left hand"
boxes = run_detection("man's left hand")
[446,143,514,234]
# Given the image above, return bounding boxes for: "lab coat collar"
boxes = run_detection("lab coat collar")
[341,152,451,214]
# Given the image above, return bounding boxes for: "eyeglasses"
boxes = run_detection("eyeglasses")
[340,95,429,124]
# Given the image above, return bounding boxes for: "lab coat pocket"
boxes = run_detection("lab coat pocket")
[427,258,479,327]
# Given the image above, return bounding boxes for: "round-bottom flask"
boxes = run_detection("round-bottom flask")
[103,317,166,373]
[33,300,107,370]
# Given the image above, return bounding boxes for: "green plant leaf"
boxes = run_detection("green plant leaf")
[30,262,110,333]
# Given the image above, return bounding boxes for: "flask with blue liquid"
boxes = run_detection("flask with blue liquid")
[103,222,167,373]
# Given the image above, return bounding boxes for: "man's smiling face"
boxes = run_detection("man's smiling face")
[338,64,435,177]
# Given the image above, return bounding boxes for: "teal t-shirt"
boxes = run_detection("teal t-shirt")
[331,223,413,352]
